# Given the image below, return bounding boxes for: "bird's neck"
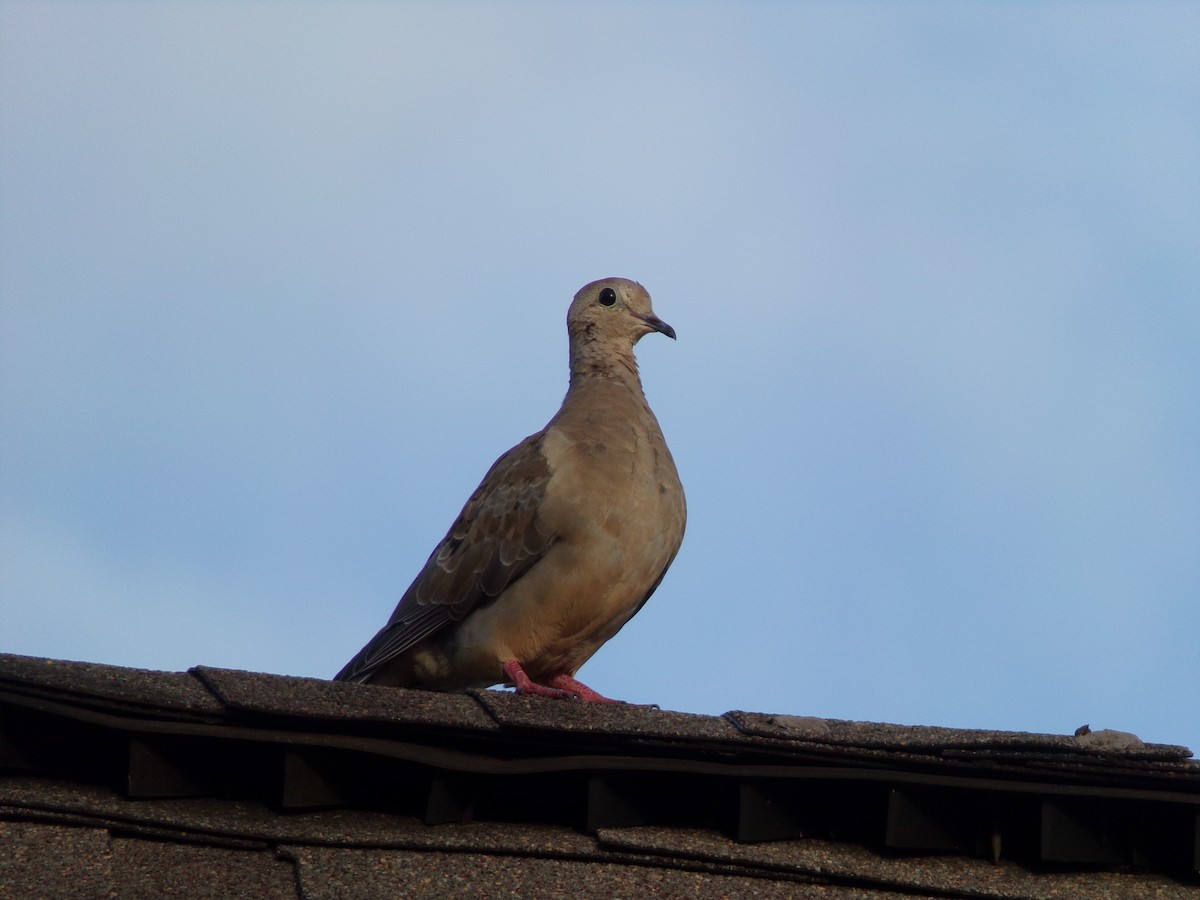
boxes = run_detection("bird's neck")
[568,338,644,393]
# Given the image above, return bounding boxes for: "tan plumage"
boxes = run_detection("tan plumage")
[334,277,686,701]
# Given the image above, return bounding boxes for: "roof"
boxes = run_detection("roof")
[2,652,1197,898]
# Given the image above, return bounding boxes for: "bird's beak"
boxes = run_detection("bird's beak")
[636,313,676,340]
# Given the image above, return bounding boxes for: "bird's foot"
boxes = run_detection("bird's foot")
[501,660,616,702]
[545,673,618,703]
[502,659,575,699]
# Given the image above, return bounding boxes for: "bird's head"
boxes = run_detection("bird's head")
[567,278,676,350]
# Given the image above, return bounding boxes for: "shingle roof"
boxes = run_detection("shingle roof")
[1,652,1197,898]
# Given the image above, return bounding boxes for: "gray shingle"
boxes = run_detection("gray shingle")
[111,837,297,899]
[285,845,898,900]
[0,653,223,717]
[2,653,1197,897]
[192,666,499,732]
[0,821,113,899]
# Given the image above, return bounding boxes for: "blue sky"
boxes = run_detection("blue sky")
[2,3,1197,752]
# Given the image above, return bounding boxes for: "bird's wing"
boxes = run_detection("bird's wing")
[334,431,555,682]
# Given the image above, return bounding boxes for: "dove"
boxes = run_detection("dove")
[333,277,685,702]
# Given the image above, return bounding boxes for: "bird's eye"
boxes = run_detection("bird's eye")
[598,288,617,307]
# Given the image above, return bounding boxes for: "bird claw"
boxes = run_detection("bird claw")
[502,660,615,703]
[545,673,617,703]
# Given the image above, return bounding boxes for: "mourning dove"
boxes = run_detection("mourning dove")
[334,277,686,702]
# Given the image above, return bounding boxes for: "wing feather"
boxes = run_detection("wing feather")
[334,432,554,682]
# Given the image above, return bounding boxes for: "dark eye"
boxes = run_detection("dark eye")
[598,287,617,307]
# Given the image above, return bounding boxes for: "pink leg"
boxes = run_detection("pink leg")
[545,674,618,704]
[502,659,576,700]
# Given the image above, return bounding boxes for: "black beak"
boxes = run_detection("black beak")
[637,313,676,340]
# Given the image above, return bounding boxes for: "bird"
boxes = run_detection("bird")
[333,277,686,702]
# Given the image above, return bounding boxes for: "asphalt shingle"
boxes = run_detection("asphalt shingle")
[2,653,1197,898]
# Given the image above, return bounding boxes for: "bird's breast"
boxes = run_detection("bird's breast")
[461,399,685,678]
[541,420,682,547]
